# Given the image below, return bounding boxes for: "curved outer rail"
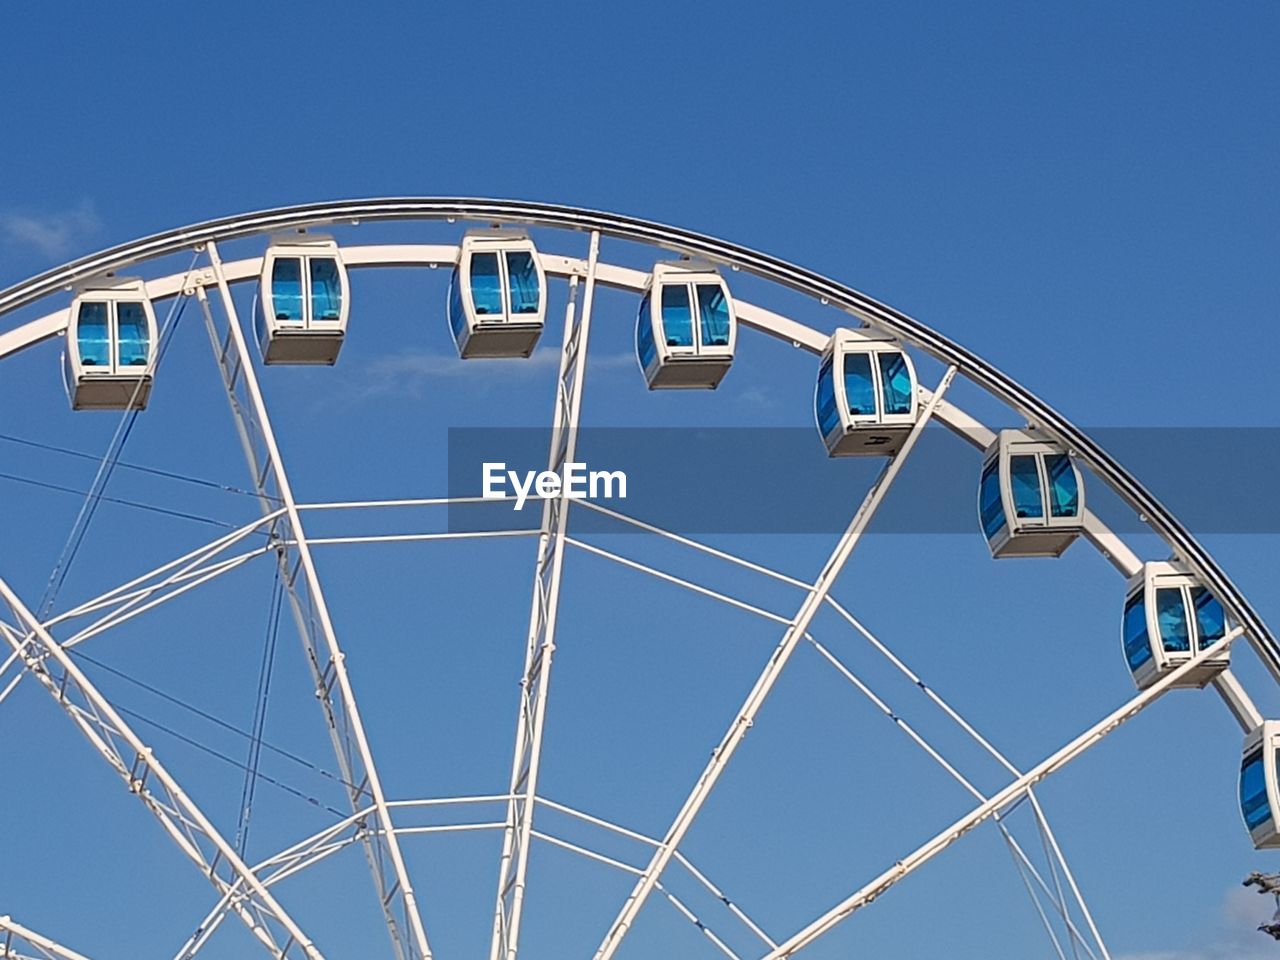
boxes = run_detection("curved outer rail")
[0,197,1272,680]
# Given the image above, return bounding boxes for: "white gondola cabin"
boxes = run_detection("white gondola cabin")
[1122,561,1231,690]
[63,279,158,411]
[256,236,349,365]
[448,231,546,359]
[814,328,918,456]
[635,262,736,389]
[1241,722,1280,848]
[978,430,1085,558]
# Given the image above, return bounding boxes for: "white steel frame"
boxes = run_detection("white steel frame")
[0,198,1272,960]
[0,580,324,960]
[591,366,957,960]
[0,918,94,960]
[192,240,433,960]
[490,230,601,960]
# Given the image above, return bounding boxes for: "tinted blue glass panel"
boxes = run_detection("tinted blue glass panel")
[980,460,1006,540]
[271,258,304,322]
[309,258,342,322]
[1009,456,1044,519]
[505,251,540,315]
[1123,592,1152,672]
[469,252,503,316]
[661,284,693,347]
[1045,454,1079,517]
[1191,587,1226,650]
[877,352,912,415]
[448,268,467,343]
[815,359,838,437]
[1156,588,1191,653]
[116,302,150,367]
[843,353,876,416]
[1241,750,1271,830]
[636,293,656,371]
[77,301,110,367]
[696,284,731,347]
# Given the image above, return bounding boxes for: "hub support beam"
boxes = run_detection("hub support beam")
[195,241,432,960]
[592,367,958,960]
[490,231,602,960]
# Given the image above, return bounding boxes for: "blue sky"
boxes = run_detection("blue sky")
[0,3,1277,958]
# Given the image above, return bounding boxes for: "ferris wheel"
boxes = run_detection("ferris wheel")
[0,198,1273,959]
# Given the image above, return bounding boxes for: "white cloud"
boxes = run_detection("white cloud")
[357,345,635,399]
[737,384,778,410]
[0,200,102,259]
[1113,884,1280,960]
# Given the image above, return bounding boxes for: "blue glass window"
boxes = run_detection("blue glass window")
[1191,587,1226,650]
[1009,456,1044,519]
[506,251,540,315]
[271,258,304,322]
[77,301,110,367]
[815,358,838,437]
[1045,454,1079,518]
[1241,749,1271,830]
[309,258,342,322]
[661,284,693,347]
[1123,592,1152,671]
[843,353,876,416]
[1155,588,1191,653]
[979,460,1006,540]
[636,293,656,371]
[448,269,467,343]
[116,302,150,367]
[696,284,731,347]
[877,352,912,415]
[470,253,503,316]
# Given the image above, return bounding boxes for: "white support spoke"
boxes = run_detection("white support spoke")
[1007,852,1070,960]
[532,796,777,950]
[1025,794,1110,960]
[0,516,278,708]
[490,231,602,960]
[653,884,742,960]
[570,500,810,591]
[763,628,1242,959]
[175,808,374,960]
[180,797,513,960]
[49,510,283,629]
[821,597,1111,958]
[297,495,520,511]
[0,917,94,960]
[198,242,432,960]
[805,635,1100,958]
[672,851,778,952]
[592,367,958,960]
[565,538,791,626]
[999,826,1095,960]
[59,547,270,650]
[1032,810,1083,960]
[523,832,742,960]
[0,582,323,960]
[295,530,538,547]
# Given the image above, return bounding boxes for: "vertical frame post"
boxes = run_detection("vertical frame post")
[490,231,602,960]
[196,242,432,960]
